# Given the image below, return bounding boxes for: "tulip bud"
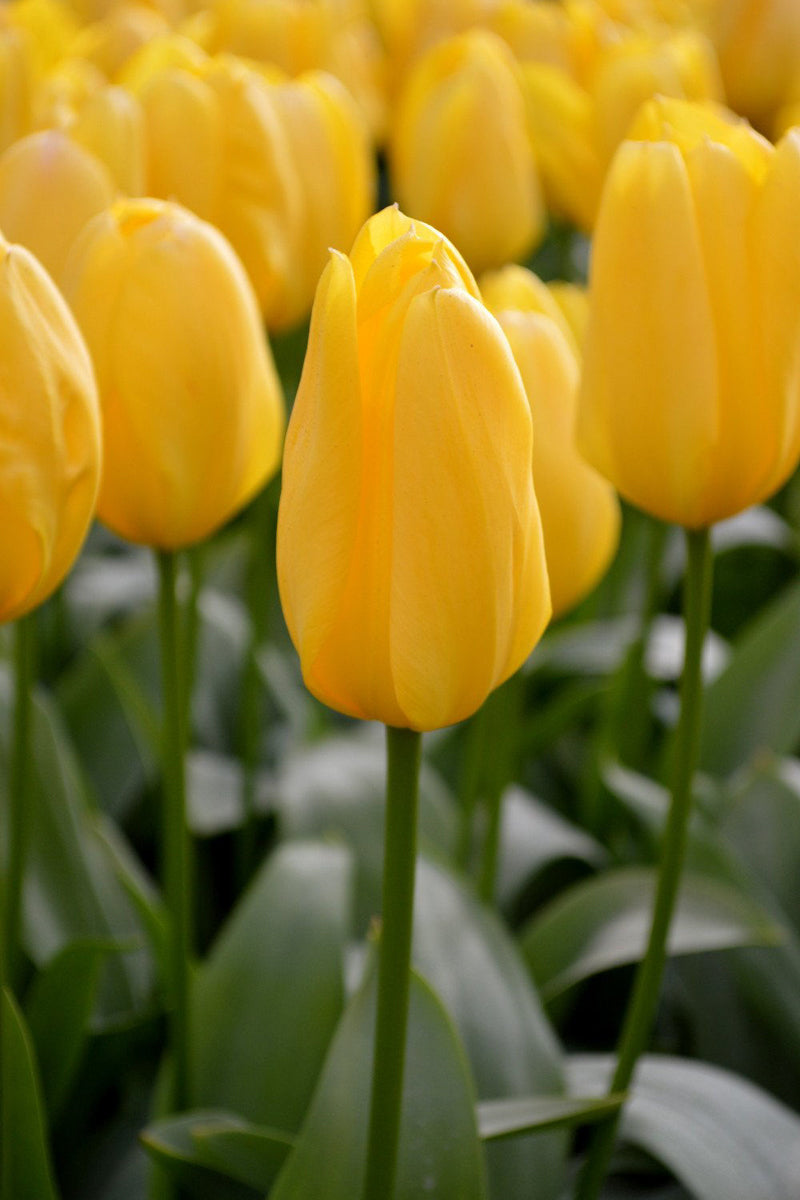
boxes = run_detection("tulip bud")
[69,84,148,195]
[0,235,101,622]
[482,265,620,618]
[277,207,551,731]
[390,30,545,275]
[579,96,800,528]
[63,198,285,549]
[0,129,116,283]
[708,0,800,131]
[0,27,34,154]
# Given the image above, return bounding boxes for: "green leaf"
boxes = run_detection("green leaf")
[699,576,800,775]
[568,1054,800,1200]
[0,676,156,1029]
[521,866,782,1001]
[24,939,109,1116]
[193,1120,294,1191]
[1,987,60,1200]
[412,857,568,1200]
[190,841,352,1133]
[271,731,458,932]
[270,966,487,1200]
[141,1111,262,1199]
[478,1093,625,1141]
[495,785,606,916]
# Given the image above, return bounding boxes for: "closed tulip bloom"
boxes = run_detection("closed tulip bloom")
[521,26,721,231]
[63,198,285,549]
[579,96,800,529]
[482,265,620,618]
[708,0,800,131]
[277,207,551,731]
[0,26,34,153]
[0,129,116,282]
[0,234,101,622]
[390,30,544,275]
[70,84,148,194]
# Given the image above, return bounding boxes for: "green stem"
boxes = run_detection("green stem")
[362,726,422,1200]
[1,616,35,993]
[156,550,192,1112]
[237,486,275,885]
[477,675,522,905]
[456,702,490,870]
[576,526,713,1200]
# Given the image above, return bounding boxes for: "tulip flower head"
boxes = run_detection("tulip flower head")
[63,198,285,549]
[390,30,545,274]
[579,96,800,528]
[482,265,620,618]
[277,206,552,731]
[0,234,101,622]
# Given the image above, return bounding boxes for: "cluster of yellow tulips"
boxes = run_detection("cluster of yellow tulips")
[3,0,800,1197]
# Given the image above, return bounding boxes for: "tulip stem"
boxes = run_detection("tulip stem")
[156,550,193,1112]
[362,726,422,1200]
[0,615,35,995]
[477,675,522,905]
[238,485,275,886]
[575,526,713,1200]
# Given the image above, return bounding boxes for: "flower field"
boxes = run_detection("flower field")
[2,2,800,1199]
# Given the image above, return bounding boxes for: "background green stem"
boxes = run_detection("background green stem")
[477,674,522,905]
[156,550,192,1111]
[362,726,422,1200]
[576,526,713,1200]
[2,615,35,993]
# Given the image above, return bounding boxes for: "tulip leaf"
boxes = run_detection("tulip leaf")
[24,938,111,1116]
[271,730,457,932]
[412,856,568,1200]
[190,841,352,1133]
[568,1054,800,1200]
[0,674,156,1029]
[521,866,783,1002]
[478,1092,625,1141]
[1,987,60,1200]
[495,785,606,917]
[699,575,800,775]
[269,966,487,1200]
[141,1110,293,1198]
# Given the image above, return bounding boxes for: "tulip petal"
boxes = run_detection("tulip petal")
[276,251,364,706]
[578,140,719,528]
[753,129,800,502]
[390,287,550,731]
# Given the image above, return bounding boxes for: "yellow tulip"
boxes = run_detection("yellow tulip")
[69,84,148,194]
[132,47,373,329]
[390,30,544,275]
[0,26,34,153]
[482,265,620,618]
[0,234,101,623]
[521,25,721,231]
[69,3,171,79]
[0,129,116,282]
[579,96,800,529]
[277,206,551,731]
[63,198,285,549]
[707,0,800,132]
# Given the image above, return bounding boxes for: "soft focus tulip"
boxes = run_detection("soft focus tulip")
[192,0,387,139]
[277,206,551,731]
[131,46,373,329]
[69,84,147,194]
[63,198,285,549]
[391,30,544,274]
[0,233,101,622]
[0,129,116,282]
[579,96,800,529]
[521,26,721,231]
[69,4,171,79]
[482,265,620,617]
[0,26,34,153]
[706,0,800,132]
